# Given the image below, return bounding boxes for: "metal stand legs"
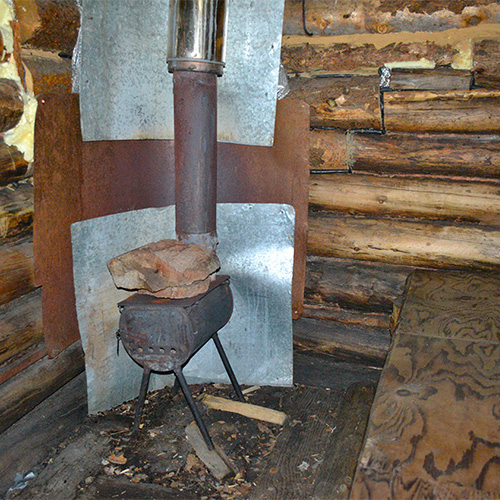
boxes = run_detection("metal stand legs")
[133,333,245,450]
[212,333,245,402]
[175,369,215,450]
[133,367,151,432]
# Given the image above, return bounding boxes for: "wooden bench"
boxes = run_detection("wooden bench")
[351,270,500,500]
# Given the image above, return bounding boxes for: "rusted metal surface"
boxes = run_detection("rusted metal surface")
[34,94,309,356]
[118,275,232,373]
[173,70,217,247]
[33,94,83,357]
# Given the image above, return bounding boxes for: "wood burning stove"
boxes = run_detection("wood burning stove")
[111,0,245,451]
[117,275,244,449]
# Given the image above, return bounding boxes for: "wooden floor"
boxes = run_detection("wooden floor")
[351,270,500,500]
[0,345,382,500]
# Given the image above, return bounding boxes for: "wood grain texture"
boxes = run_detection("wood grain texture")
[396,270,500,342]
[0,340,84,434]
[282,39,459,76]
[0,373,87,496]
[287,76,381,129]
[0,142,30,186]
[0,78,23,133]
[348,132,500,179]
[308,213,500,269]
[384,89,500,133]
[351,333,500,500]
[0,183,33,239]
[0,288,42,367]
[283,0,500,36]
[251,386,342,499]
[309,173,500,225]
[0,236,34,305]
[305,255,413,313]
[310,129,350,171]
[303,304,391,329]
[313,382,377,500]
[473,39,500,90]
[294,317,390,366]
[387,68,471,91]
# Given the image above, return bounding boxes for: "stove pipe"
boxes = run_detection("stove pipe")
[167,0,227,251]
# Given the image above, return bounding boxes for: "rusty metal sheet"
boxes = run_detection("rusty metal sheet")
[34,94,309,356]
[33,95,83,357]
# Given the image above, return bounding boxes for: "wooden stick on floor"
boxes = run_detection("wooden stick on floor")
[202,394,288,426]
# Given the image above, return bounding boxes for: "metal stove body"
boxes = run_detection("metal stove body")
[117,276,244,449]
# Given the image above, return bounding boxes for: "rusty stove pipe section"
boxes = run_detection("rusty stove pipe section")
[167,0,227,251]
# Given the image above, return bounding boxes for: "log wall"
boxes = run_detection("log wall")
[0,0,81,432]
[283,0,500,329]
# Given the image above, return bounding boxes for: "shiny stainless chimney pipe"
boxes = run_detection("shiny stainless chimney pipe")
[168,0,227,75]
[167,0,227,251]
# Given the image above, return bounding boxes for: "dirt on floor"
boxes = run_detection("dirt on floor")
[4,350,381,500]
[6,383,299,499]
[83,384,284,499]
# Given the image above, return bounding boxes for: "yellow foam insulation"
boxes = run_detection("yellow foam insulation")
[0,0,37,163]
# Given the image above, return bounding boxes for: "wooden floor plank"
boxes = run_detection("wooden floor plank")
[75,475,194,500]
[351,333,500,499]
[0,373,87,496]
[251,386,342,499]
[9,426,112,499]
[294,350,382,391]
[312,382,377,500]
[397,270,500,342]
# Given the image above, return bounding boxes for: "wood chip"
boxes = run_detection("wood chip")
[107,453,127,465]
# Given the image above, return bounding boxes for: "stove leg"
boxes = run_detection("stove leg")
[174,369,214,451]
[172,376,180,396]
[133,367,151,432]
[213,333,245,402]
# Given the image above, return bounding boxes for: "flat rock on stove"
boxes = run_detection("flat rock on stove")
[107,239,220,298]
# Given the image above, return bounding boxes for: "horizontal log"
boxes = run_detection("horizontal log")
[293,317,390,367]
[346,131,500,179]
[309,173,500,225]
[0,236,35,306]
[0,183,33,239]
[282,39,458,76]
[472,38,500,89]
[0,142,31,185]
[302,304,391,329]
[308,213,500,269]
[283,0,500,36]
[0,79,24,133]
[384,89,500,133]
[287,76,381,129]
[0,340,84,434]
[387,68,471,91]
[0,288,43,368]
[305,255,412,313]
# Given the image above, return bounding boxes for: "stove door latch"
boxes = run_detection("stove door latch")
[116,330,121,356]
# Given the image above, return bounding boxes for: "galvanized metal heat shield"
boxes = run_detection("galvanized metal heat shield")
[72,204,294,414]
[78,0,285,146]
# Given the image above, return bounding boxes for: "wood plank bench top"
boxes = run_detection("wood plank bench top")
[351,270,500,500]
